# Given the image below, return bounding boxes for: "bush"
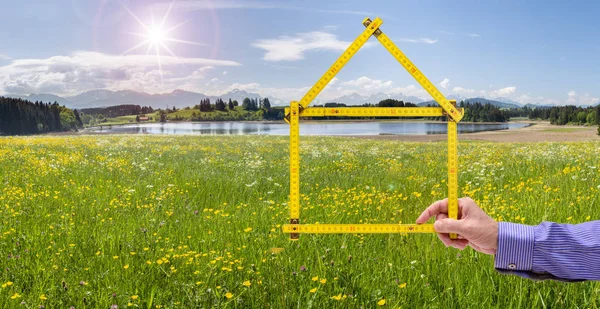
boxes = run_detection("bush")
[597,125,600,135]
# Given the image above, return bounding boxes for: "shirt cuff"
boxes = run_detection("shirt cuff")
[494,222,535,271]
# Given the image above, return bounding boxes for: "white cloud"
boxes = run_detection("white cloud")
[439,78,450,89]
[252,31,373,62]
[468,33,481,37]
[222,71,228,75]
[566,90,599,106]
[490,86,516,97]
[0,51,240,96]
[397,38,438,44]
[0,54,11,60]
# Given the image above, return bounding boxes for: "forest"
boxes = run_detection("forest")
[0,97,82,135]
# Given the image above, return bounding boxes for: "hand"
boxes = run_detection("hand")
[416,197,499,255]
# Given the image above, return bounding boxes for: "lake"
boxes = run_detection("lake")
[94,122,530,135]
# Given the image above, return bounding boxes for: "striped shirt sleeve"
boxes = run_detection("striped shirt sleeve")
[494,221,600,281]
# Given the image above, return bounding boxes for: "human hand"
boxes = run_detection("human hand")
[416,197,498,255]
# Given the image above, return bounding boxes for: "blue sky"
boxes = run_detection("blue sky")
[0,0,598,105]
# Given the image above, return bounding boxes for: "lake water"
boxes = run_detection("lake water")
[94,122,530,135]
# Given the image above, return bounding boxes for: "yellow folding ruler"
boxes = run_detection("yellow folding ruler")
[283,17,462,240]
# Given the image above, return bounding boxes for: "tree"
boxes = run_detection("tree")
[73,109,83,128]
[215,98,226,111]
[596,106,600,125]
[159,111,167,123]
[242,97,253,111]
[232,100,239,107]
[228,98,234,110]
[261,97,271,109]
[136,115,140,122]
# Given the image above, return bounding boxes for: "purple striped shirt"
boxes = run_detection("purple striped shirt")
[494,221,600,281]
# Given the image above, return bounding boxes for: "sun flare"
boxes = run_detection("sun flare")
[121,1,203,83]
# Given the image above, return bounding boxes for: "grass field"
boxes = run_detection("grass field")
[1,135,599,308]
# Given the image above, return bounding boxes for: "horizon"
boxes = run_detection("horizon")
[1,0,599,107]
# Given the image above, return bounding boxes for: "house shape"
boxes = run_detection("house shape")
[282,17,463,240]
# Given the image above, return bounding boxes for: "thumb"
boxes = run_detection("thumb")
[434,218,465,234]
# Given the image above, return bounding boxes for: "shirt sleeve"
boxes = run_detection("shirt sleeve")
[494,221,600,282]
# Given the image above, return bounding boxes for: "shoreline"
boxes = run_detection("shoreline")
[73,121,600,142]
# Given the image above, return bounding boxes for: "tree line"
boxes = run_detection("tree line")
[528,105,599,125]
[81,105,154,118]
[0,96,82,135]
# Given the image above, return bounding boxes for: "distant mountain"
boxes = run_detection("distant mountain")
[6,93,72,106]
[495,97,522,106]
[6,89,273,109]
[419,97,521,109]
[524,103,554,109]
[326,92,425,105]
[463,97,521,109]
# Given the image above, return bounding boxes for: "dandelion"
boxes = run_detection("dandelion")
[398,283,407,288]
[225,292,233,299]
[320,278,327,284]
[309,288,317,293]
[131,295,138,300]
[243,280,251,287]
[10,293,21,299]
[123,264,130,269]
[378,299,386,306]
[312,276,319,281]
[39,294,48,301]
[244,227,252,232]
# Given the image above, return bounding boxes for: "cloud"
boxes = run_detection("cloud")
[439,78,450,89]
[468,33,481,37]
[0,54,11,60]
[253,31,373,62]
[566,90,599,106]
[490,86,516,97]
[0,51,240,96]
[222,71,228,75]
[397,38,438,44]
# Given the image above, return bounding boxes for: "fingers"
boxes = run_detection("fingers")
[415,199,448,224]
[433,218,465,235]
[437,233,469,249]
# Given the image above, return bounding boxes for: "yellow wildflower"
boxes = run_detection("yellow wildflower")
[311,276,319,281]
[123,264,130,269]
[10,293,21,299]
[378,299,386,306]
[320,278,327,284]
[131,295,139,300]
[40,294,48,301]
[225,292,233,299]
[242,280,251,287]
[330,293,343,301]
[398,283,407,288]
[309,288,317,293]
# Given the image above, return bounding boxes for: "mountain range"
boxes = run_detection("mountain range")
[4,89,598,110]
[6,89,276,110]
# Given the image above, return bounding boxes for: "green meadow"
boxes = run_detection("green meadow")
[1,135,599,308]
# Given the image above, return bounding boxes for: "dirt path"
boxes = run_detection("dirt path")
[352,122,600,142]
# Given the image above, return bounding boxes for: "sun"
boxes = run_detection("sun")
[121,1,203,83]
[148,26,165,45]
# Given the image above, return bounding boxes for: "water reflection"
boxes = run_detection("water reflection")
[96,122,530,136]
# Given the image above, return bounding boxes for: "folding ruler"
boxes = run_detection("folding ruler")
[283,17,463,240]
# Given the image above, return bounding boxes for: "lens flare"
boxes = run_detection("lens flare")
[121,1,204,83]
